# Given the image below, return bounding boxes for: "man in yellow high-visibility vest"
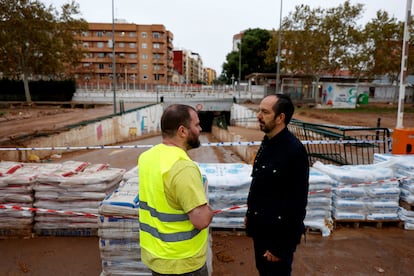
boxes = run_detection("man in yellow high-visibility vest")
[138,104,214,275]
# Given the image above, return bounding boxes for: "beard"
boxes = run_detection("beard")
[259,119,276,134]
[186,130,201,149]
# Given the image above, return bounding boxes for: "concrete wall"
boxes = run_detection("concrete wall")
[230,104,259,129]
[1,104,163,162]
[211,125,258,164]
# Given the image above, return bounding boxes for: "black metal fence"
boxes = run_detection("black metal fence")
[289,119,391,165]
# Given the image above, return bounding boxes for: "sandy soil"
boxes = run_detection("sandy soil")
[1,102,414,275]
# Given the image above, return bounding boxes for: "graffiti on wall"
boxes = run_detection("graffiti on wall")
[323,83,357,108]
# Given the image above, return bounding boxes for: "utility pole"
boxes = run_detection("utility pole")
[396,0,412,128]
[112,0,117,114]
[276,0,283,94]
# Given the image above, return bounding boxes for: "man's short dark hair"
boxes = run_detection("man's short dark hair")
[161,104,196,137]
[272,93,294,125]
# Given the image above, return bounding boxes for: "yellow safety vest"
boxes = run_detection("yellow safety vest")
[138,144,207,259]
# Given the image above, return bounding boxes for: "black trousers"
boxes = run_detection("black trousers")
[252,237,295,276]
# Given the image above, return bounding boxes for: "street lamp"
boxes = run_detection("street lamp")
[112,0,117,114]
[276,0,283,94]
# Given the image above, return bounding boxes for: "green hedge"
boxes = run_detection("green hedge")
[0,79,76,101]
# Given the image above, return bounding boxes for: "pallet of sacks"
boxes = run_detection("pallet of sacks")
[313,160,401,228]
[304,168,336,237]
[98,166,151,275]
[32,161,125,236]
[0,161,63,238]
[374,153,414,230]
[198,163,251,229]
[0,161,33,238]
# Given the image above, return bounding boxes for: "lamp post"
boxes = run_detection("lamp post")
[112,0,117,114]
[238,38,242,101]
[276,0,283,94]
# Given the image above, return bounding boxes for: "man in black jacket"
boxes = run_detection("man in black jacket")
[245,94,309,276]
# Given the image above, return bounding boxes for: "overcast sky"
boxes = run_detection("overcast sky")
[43,0,409,73]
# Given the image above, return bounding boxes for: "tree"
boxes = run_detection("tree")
[222,28,272,84]
[0,0,87,102]
[365,10,414,103]
[266,4,329,100]
[365,11,403,83]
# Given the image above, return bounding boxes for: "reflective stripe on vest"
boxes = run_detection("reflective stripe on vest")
[139,201,189,222]
[140,221,201,242]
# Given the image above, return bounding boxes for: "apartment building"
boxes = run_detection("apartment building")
[173,49,205,84]
[204,68,217,85]
[75,21,174,90]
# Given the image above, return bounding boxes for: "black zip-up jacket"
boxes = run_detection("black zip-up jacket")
[246,127,309,258]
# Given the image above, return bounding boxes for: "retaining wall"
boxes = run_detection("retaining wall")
[1,104,163,162]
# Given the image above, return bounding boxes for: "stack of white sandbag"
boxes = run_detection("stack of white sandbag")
[198,163,251,229]
[33,161,125,236]
[304,168,336,237]
[313,161,400,222]
[98,166,150,276]
[0,161,29,236]
[0,161,63,236]
[374,153,414,230]
[389,155,414,230]
[393,157,414,205]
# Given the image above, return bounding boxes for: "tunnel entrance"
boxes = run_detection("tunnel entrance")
[198,111,230,132]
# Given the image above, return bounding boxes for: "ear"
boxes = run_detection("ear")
[178,125,187,137]
[277,113,285,124]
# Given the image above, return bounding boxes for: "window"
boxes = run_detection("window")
[142,64,148,70]
[130,53,137,59]
[119,53,125,58]
[130,64,137,69]
[97,53,105,58]
[153,32,161,39]
[153,54,160,60]
[129,43,136,48]
[99,64,104,69]
[141,32,147,38]
[142,54,148,60]
[142,43,147,49]
[82,42,89,48]
[153,43,160,49]
[97,31,104,37]
[81,31,89,37]
[119,42,125,48]
[143,75,148,80]
[129,32,136,38]
[97,42,104,48]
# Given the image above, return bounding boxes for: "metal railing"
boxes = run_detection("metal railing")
[289,119,391,165]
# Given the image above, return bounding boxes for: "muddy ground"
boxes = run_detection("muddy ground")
[0,102,414,275]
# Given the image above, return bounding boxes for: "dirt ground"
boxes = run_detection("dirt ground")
[1,101,414,275]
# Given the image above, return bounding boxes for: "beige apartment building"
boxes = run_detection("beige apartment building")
[74,21,174,90]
